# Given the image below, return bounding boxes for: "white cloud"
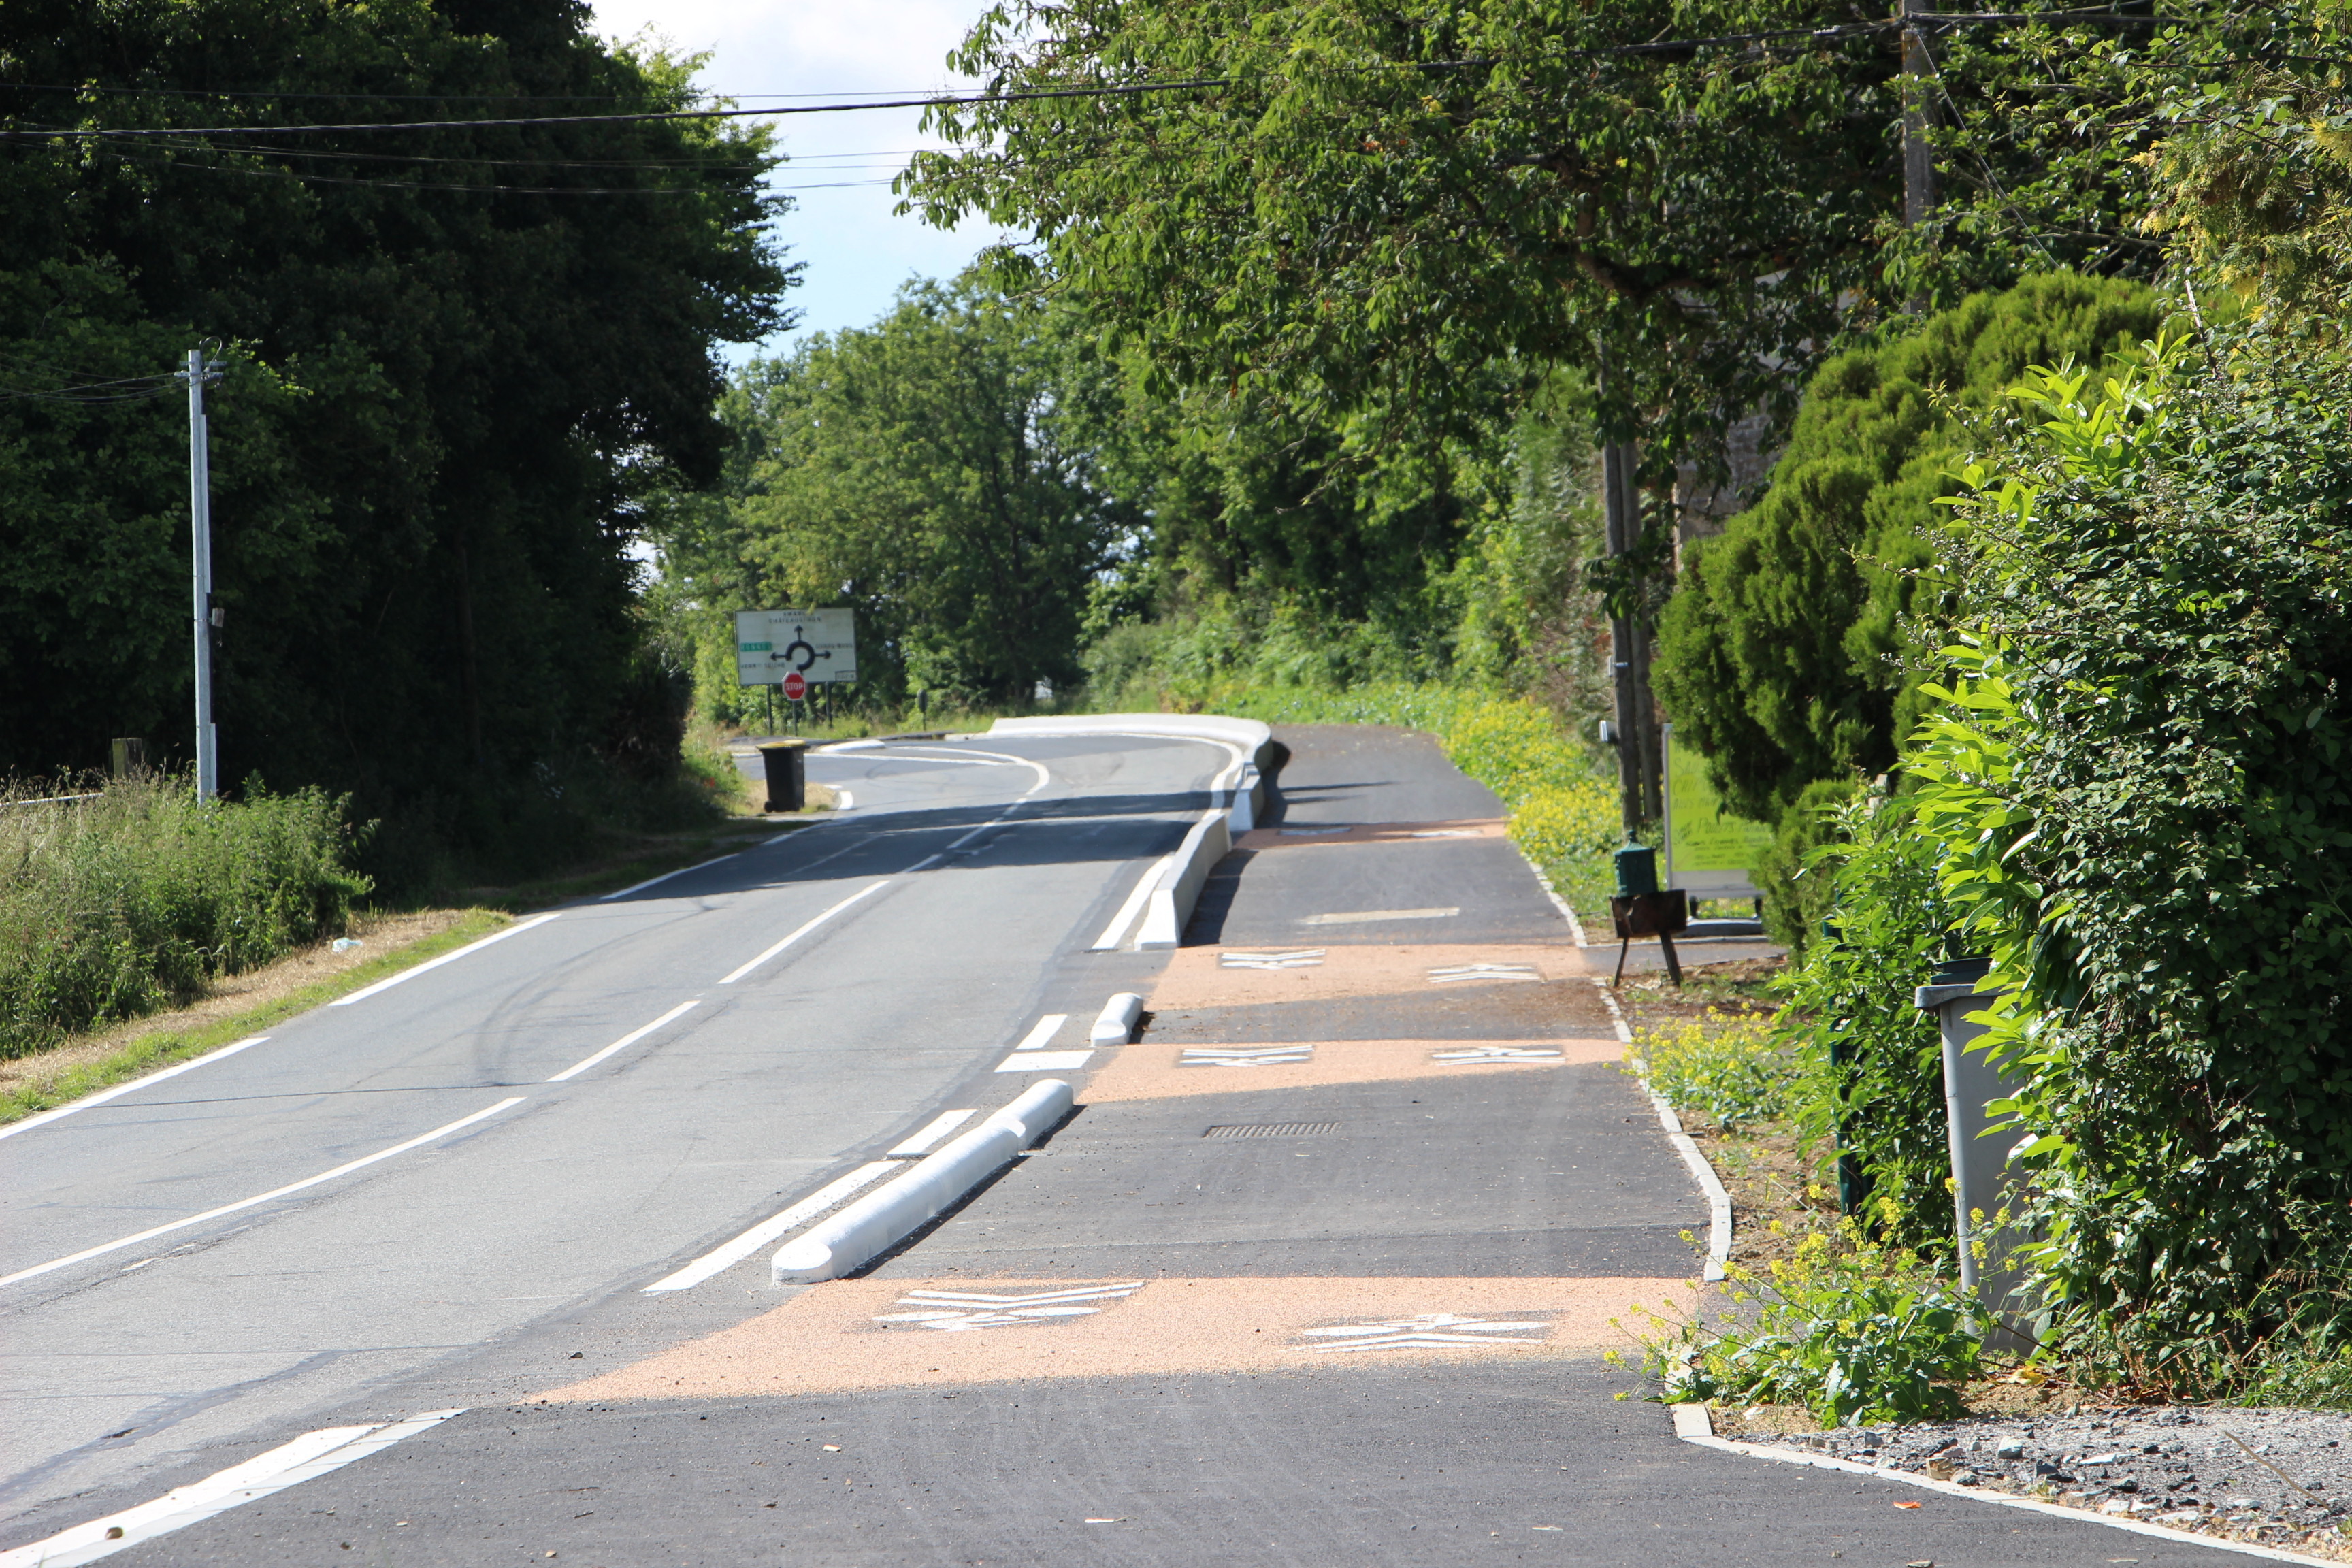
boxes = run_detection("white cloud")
[591,0,1015,362]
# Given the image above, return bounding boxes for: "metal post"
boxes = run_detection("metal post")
[186,348,218,801]
[1603,441,1663,837]
[1901,0,1938,228]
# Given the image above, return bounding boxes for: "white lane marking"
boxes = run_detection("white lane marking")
[1300,1313,1552,1352]
[947,822,993,849]
[0,1409,464,1568]
[716,879,891,985]
[1427,962,1541,983]
[1180,1045,1313,1067]
[1218,949,1325,970]
[1090,853,1175,951]
[0,1036,270,1144]
[0,1099,525,1289]
[544,1001,700,1083]
[1298,907,1459,926]
[908,853,944,872]
[642,1161,898,1292]
[1430,1045,1567,1064]
[885,745,1052,798]
[1011,1014,1068,1052]
[874,1281,1145,1330]
[886,1109,976,1158]
[329,913,561,1007]
[598,853,738,902]
[994,1049,1092,1072]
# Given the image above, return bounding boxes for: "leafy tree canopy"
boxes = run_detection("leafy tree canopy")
[1,0,791,878]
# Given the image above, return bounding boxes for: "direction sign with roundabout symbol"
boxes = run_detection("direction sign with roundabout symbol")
[734,608,858,689]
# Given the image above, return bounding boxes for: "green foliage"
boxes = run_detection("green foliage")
[1625,1010,1792,1132]
[1652,1205,1984,1426]
[1774,790,1956,1252]
[1752,778,1857,956]
[1654,272,2164,826]
[1,1,790,885]
[1912,329,2352,1384]
[909,0,1916,462]
[0,775,371,1056]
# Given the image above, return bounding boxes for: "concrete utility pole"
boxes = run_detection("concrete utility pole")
[184,348,223,801]
[1901,0,1938,227]
[1603,441,1663,838]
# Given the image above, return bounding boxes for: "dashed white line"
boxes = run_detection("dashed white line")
[1299,907,1459,925]
[0,1035,270,1143]
[0,1409,466,1568]
[329,914,562,1007]
[1010,1014,1069,1052]
[995,1049,1092,1073]
[642,1161,899,1292]
[544,1001,700,1083]
[887,1109,977,1158]
[598,853,738,902]
[0,1098,527,1289]
[716,879,891,985]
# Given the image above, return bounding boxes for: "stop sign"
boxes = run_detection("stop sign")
[782,670,808,701]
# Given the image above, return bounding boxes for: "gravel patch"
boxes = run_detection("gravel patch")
[1750,1405,2352,1560]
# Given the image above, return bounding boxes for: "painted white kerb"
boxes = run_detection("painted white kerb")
[772,1079,1073,1283]
[1134,808,1230,949]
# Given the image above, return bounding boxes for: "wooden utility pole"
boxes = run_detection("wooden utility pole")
[1901,0,1938,228]
[1603,441,1663,838]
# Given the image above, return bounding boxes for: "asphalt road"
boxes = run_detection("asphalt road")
[4,725,2259,1567]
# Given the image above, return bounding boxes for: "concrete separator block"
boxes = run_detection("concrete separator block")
[772,1081,1073,1284]
[1134,808,1231,949]
[1090,992,1145,1045]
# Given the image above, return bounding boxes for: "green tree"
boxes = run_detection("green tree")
[1652,271,2162,826]
[662,281,1131,708]
[1,0,791,879]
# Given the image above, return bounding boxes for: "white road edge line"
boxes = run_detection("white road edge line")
[0,1035,270,1144]
[643,1161,899,1292]
[1091,853,1176,951]
[0,1409,465,1568]
[1516,845,1590,946]
[1011,1014,1068,1052]
[0,1098,526,1290]
[598,853,738,902]
[1673,1409,2342,1567]
[545,1000,700,1083]
[329,913,562,1007]
[1593,979,1729,1282]
[717,879,891,985]
[887,1109,977,1158]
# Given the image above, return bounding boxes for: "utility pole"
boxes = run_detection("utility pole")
[1602,441,1663,838]
[183,348,224,802]
[1901,0,1938,229]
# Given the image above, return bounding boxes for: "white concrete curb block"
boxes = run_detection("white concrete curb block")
[1090,992,1145,1046]
[987,713,1275,831]
[771,1080,1073,1284]
[1134,808,1230,949]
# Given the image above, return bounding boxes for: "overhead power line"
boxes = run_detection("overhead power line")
[0,14,2210,144]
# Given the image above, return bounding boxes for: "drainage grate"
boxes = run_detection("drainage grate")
[1203,1121,1341,1139]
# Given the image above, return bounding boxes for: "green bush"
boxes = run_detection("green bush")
[0,776,371,1056]
[1655,272,2166,828]
[1652,1205,1985,1426]
[1774,790,1956,1252]
[1911,330,2352,1386]
[1752,777,1859,957]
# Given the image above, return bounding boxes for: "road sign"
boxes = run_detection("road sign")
[1662,724,1769,900]
[735,608,857,687]
[781,670,807,701]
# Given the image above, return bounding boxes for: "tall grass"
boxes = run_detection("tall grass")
[0,775,371,1057]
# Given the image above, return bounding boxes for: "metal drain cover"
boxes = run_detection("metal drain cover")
[1203,1122,1341,1139]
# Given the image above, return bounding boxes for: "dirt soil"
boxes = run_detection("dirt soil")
[0,907,483,1102]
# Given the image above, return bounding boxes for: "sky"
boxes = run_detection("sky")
[589,0,1014,366]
